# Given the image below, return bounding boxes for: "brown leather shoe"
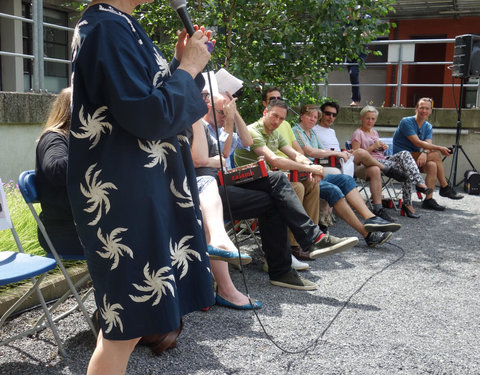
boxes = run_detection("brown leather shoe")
[138,319,184,355]
[291,246,312,261]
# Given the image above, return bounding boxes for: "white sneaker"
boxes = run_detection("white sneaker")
[263,255,310,273]
[291,254,309,271]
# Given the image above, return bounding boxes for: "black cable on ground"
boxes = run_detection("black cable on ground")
[204,66,406,355]
[250,241,405,355]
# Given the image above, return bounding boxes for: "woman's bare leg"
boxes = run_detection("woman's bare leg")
[210,260,249,305]
[87,330,140,375]
[199,182,249,305]
[200,182,238,253]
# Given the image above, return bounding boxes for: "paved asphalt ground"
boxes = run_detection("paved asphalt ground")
[0,190,479,374]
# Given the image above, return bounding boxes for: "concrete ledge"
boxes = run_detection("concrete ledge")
[0,264,90,317]
[0,92,56,124]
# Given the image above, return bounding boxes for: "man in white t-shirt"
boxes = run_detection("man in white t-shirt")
[313,101,408,222]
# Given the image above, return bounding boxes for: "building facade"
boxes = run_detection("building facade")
[0,0,77,93]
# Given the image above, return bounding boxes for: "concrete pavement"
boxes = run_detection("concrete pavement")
[0,189,479,374]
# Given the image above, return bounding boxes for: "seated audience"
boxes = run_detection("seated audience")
[351,105,432,218]
[234,99,359,251]
[313,101,408,222]
[288,104,401,248]
[196,93,358,291]
[250,91,322,260]
[393,97,463,211]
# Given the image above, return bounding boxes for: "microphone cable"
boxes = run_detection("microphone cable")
[257,241,406,354]
[204,67,407,355]
[204,65,252,300]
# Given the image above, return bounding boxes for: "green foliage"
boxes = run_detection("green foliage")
[0,182,84,293]
[70,0,395,122]
[0,181,44,256]
[135,0,395,122]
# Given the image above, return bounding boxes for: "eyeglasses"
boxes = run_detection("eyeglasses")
[323,111,337,117]
[268,96,282,102]
[201,92,210,99]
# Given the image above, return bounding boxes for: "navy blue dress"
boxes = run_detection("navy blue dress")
[68,3,214,340]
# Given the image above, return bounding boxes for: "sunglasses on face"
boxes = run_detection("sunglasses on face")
[268,96,282,102]
[323,111,337,118]
[201,92,210,99]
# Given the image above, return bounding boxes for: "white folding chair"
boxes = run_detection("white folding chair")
[17,170,97,338]
[0,178,67,356]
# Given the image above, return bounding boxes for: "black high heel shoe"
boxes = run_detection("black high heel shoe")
[401,204,420,219]
[416,186,434,196]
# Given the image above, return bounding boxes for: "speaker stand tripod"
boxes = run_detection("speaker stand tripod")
[448,77,477,187]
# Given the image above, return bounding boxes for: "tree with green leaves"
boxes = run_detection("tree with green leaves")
[73,0,395,122]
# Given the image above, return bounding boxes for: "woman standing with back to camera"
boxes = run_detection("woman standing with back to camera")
[69,1,214,373]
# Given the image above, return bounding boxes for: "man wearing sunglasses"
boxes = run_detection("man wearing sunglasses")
[313,101,408,222]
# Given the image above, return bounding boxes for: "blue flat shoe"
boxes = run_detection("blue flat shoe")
[207,245,252,266]
[215,294,262,310]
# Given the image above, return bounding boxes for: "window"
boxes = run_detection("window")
[22,2,33,91]
[22,3,69,93]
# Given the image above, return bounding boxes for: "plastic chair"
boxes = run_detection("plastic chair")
[17,170,97,338]
[0,178,66,356]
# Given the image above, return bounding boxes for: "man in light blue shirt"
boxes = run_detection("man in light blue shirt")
[393,97,462,210]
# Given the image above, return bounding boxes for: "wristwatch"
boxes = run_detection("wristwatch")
[419,148,428,154]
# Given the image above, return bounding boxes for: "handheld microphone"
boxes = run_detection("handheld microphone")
[168,0,214,52]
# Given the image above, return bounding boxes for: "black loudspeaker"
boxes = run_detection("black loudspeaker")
[452,34,480,79]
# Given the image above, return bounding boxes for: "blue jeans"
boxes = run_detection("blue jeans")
[320,174,357,206]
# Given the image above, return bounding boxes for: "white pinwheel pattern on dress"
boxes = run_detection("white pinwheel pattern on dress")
[170,236,202,279]
[100,294,124,334]
[170,178,193,208]
[129,263,175,306]
[137,139,176,170]
[71,20,88,62]
[71,105,113,149]
[80,164,118,226]
[96,227,134,270]
[177,134,189,146]
[152,48,171,87]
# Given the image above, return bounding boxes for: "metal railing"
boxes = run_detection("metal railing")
[0,8,479,105]
[0,0,74,92]
[322,38,480,108]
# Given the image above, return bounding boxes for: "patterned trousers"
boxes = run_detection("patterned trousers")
[380,151,425,206]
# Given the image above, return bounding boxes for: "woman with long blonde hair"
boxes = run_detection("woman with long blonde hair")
[40,87,72,136]
[35,86,83,255]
